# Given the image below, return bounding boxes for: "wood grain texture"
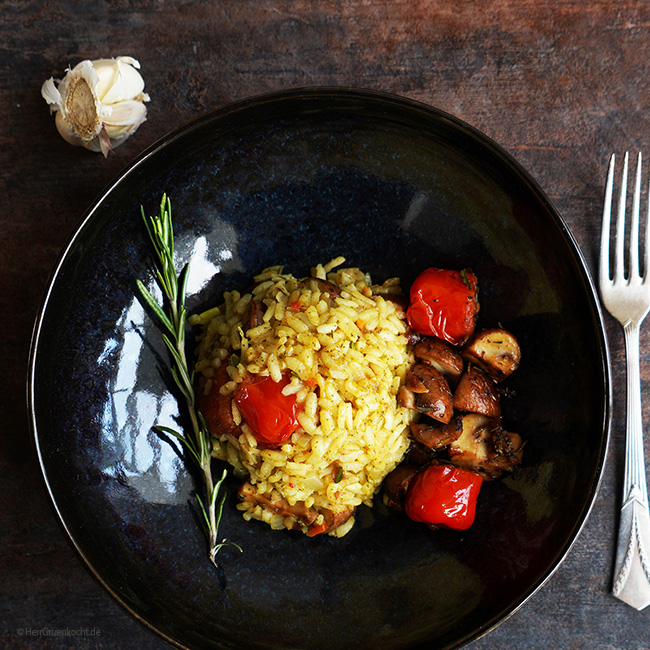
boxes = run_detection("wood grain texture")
[2,0,650,648]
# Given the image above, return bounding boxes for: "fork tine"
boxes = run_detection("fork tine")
[600,153,616,286]
[631,152,642,279]
[614,152,630,283]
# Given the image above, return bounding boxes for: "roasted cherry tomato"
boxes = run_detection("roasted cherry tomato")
[406,267,479,345]
[404,463,483,530]
[234,372,301,445]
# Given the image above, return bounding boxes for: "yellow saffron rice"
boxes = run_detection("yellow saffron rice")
[190,258,416,537]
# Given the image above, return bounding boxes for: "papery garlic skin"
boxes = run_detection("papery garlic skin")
[41,56,150,157]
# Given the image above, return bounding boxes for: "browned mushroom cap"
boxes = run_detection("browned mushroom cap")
[462,328,521,381]
[488,428,524,474]
[410,417,463,450]
[413,337,464,384]
[448,413,523,480]
[404,440,435,466]
[403,363,454,423]
[382,464,421,510]
[453,365,501,418]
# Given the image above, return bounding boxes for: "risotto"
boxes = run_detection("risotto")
[189,258,417,537]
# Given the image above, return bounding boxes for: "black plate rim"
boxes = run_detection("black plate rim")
[27,86,612,650]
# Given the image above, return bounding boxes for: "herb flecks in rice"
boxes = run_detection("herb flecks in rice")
[190,259,416,537]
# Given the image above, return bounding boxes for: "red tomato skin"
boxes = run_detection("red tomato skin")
[404,464,483,530]
[406,268,479,345]
[234,373,301,445]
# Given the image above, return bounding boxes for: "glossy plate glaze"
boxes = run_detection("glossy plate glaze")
[29,88,610,650]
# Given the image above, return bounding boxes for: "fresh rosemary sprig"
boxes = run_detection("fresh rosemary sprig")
[136,194,242,568]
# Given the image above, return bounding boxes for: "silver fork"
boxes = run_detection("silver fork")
[600,152,650,609]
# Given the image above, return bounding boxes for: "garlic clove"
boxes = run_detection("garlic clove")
[102,99,147,128]
[94,57,146,105]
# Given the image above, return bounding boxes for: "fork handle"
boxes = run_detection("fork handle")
[612,321,650,609]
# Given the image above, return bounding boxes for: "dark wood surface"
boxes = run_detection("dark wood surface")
[2,1,649,648]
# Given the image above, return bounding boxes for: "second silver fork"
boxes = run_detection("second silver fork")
[599,151,650,610]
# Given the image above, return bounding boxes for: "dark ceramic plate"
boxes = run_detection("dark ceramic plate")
[29,88,610,650]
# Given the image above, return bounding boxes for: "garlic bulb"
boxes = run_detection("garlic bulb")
[41,56,150,157]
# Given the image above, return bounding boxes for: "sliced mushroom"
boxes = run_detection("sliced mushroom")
[448,413,523,479]
[310,277,341,300]
[199,363,242,438]
[398,385,416,410]
[239,482,355,536]
[410,417,462,450]
[404,440,435,466]
[245,298,264,330]
[305,506,355,537]
[238,482,319,527]
[448,413,496,476]
[453,366,501,418]
[462,328,521,381]
[413,337,464,384]
[383,464,421,510]
[403,363,454,423]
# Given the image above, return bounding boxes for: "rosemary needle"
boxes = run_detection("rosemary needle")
[137,194,242,568]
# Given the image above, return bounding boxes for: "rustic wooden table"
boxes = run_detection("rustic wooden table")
[2,1,649,648]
